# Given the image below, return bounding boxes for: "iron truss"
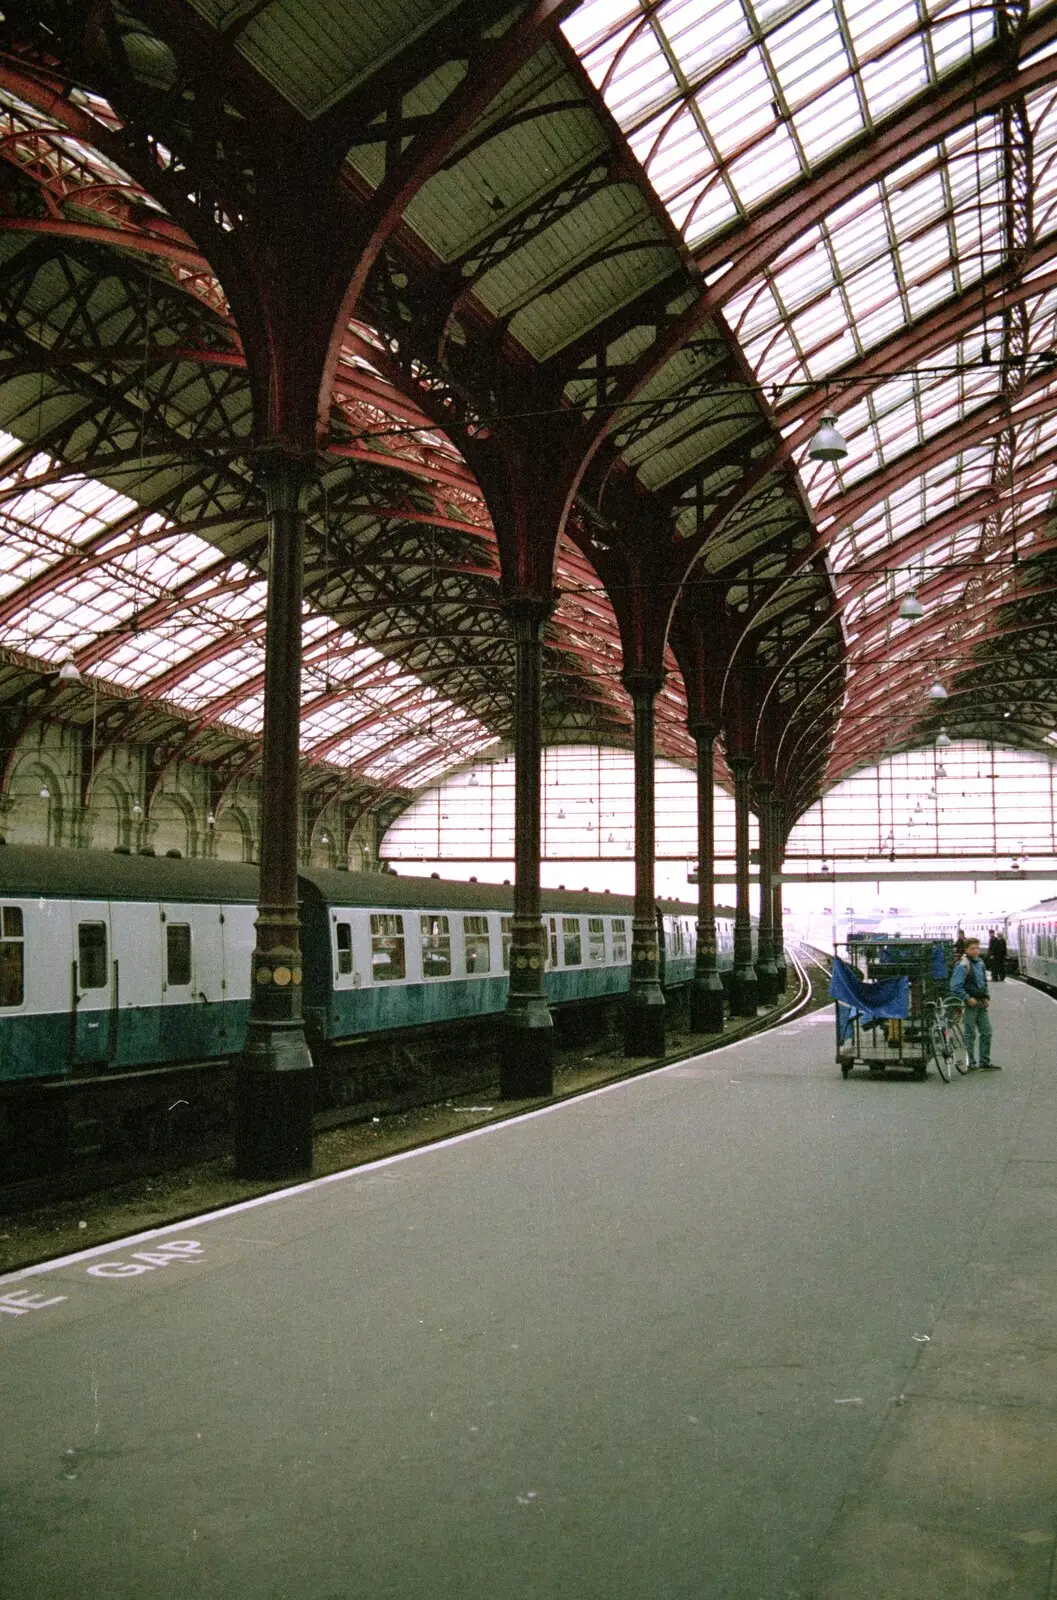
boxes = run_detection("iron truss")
[4,0,1050,828]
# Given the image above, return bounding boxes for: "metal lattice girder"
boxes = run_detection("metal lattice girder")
[537,13,1057,461]
[0,100,644,793]
[31,0,1057,806]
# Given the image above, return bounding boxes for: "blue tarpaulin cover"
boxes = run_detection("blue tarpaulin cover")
[829,956,910,1023]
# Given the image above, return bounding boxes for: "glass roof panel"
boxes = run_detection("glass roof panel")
[0,430,494,783]
[566,0,993,247]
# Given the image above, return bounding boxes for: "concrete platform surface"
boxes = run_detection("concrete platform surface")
[2,972,1055,1599]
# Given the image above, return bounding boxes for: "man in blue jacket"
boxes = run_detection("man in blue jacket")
[951,937,999,1069]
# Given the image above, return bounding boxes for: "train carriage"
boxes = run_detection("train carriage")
[300,872,704,1041]
[0,850,258,1083]
[1007,899,1057,990]
[0,847,743,1088]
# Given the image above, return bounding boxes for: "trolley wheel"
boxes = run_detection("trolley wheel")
[841,1063,852,1078]
[912,1067,927,1081]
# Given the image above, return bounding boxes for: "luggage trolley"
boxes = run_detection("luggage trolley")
[833,936,952,1080]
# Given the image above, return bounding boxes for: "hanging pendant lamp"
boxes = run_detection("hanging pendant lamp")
[808,415,848,462]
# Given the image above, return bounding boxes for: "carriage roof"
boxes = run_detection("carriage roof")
[0,846,705,920]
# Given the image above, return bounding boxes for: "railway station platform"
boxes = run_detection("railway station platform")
[2,970,1056,1600]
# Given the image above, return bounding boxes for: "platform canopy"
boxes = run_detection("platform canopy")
[0,0,1055,820]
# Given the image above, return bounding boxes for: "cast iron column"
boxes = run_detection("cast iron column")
[728,755,758,1017]
[772,800,788,993]
[624,671,666,1057]
[500,598,554,1097]
[235,453,315,1177]
[690,725,724,1032]
[753,780,779,1004]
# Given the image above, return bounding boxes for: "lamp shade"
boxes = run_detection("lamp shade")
[58,656,81,682]
[808,415,848,462]
[927,682,948,700]
[898,591,924,621]
[935,727,952,748]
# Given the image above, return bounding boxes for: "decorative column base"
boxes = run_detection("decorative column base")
[499,995,554,1098]
[500,918,553,1098]
[235,935,314,1178]
[774,949,788,993]
[754,952,780,1005]
[236,1029,314,1179]
[624,934,666,1057]
[625,982,666,1057]
[690,969,725,1032]
[729,965,759,1018]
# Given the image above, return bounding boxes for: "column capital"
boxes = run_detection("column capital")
[501,593,556,636]
[621,668,664,700]
[727,753,755,777]
[689,720,719,744]
[253,447,317,514]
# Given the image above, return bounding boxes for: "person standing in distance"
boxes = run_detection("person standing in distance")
[951,937,998,1069]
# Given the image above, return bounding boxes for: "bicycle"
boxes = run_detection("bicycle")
[924,995,968,1081]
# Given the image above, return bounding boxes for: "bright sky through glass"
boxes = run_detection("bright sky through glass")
[564,0,994,246]
[566,1,1057,768]
[0,434,498,788]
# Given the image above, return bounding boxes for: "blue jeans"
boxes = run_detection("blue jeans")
[963,1002,992,1065]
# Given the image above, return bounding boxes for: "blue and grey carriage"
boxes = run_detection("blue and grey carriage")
[0,846,732,1088]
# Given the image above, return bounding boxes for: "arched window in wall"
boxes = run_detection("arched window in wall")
[5,763,63,847]
[87,781,127,852]
[214,808,252,863]
[148,793,193,858]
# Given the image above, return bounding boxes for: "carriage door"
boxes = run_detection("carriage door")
[159,904,196,1060]
[72,904,114,1068]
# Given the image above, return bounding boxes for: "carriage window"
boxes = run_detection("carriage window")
[501,916,513,971]
[668,919,682,957]
[78,922,108,990]
[370,914,405,981]
[588,918,606,964]
[611,919,628,963]
[421,914,451,978]
[562,917,582,966]
[336,921,353,975]
[166,924,192,986]
[0,904,23,1006]
[464,915,491,975]
[548,917,559,968]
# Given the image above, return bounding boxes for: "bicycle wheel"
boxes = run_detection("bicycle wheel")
[929,1018,953,1081]
[950,1013,970,1074]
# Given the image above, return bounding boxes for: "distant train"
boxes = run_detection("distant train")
[0,846,744,1089]
[1007,899,1057,990]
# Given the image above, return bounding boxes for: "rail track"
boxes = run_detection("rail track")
[1,946,832,1220]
